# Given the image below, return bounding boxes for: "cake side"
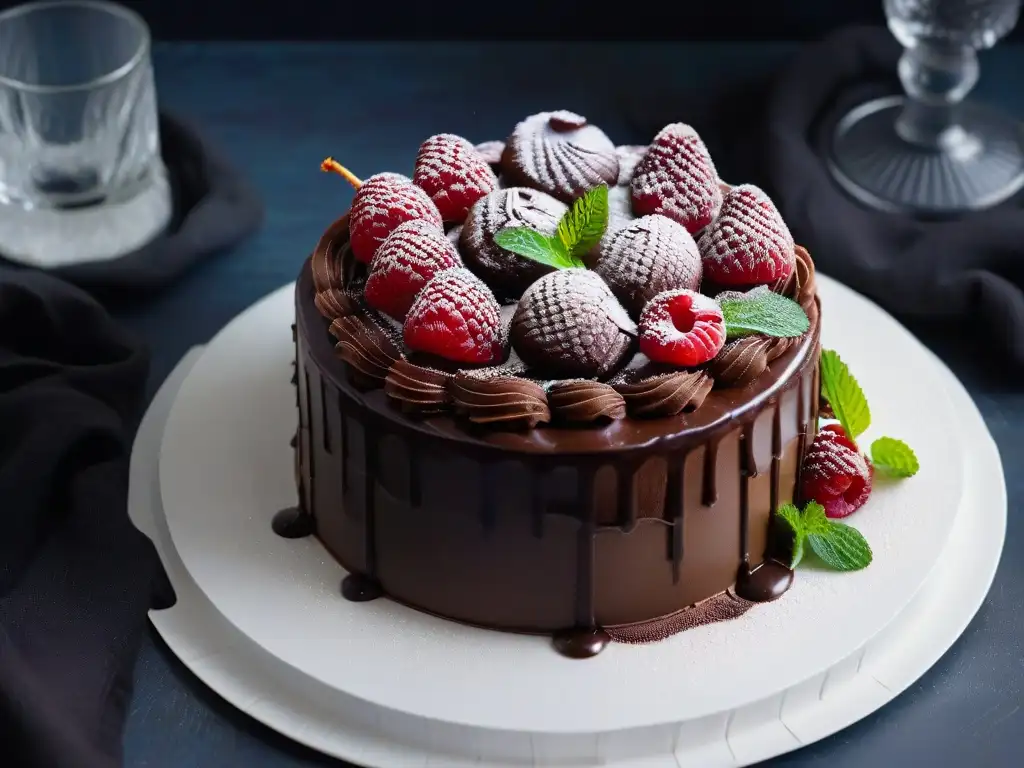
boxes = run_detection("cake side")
[281,112,825,656]
[294,259,819,635]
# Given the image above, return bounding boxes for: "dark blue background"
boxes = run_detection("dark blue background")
[0,0,896,41]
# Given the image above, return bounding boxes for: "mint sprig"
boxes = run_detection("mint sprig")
[870,436,919,478]
[557,183,608,258]
[819,349,871,441]
[718,287,809,340]
[493,185,609,270]
[775,501,872,571]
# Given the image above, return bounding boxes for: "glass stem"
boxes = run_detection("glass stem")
[895,41,979,153]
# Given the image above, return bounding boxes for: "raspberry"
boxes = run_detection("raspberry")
[630,124,722,234]
[363,220,462,321]
[638,289,725,367]
[413,134,498,224]
[698,184,795,286]
[800,424,874,519]
[404,267,505,365]
[322,159,443,264]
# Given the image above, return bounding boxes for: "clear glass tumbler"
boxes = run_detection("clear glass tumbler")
[828,0,1024,216]
[0,0,171,267]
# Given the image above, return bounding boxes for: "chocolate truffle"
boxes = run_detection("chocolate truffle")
[510,269,636,379]
[460,187,567,300]
[500,111,619,203]
[594,215,702,318]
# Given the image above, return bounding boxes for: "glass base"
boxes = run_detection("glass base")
[828,95,1024,216]
[0,162,172,268]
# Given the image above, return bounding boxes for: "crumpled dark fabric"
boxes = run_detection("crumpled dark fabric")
[0,267,160,768]
[761,25,1024,372]
[624,25,1024,375]
[0,109,257,767]
[0,112,264,302]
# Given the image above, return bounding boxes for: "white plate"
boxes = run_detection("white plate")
[135,275,1004,765]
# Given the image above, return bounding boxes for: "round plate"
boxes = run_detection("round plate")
[158,275,964,739]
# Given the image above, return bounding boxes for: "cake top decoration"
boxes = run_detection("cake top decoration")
[314,111,818,431]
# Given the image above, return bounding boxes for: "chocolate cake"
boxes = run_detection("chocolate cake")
[278,114,821,658]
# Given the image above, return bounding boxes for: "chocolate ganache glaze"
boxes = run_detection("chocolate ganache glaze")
[289,202,821,656]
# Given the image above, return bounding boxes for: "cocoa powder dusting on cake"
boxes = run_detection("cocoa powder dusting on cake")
[604,592,754,644]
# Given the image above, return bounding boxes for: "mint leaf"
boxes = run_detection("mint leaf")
[776,503,805,567]
[719,287,810,340]
[493,227,582,269]
[556,184,609,258]
[819,349,871,441]
[799,501,832,536]
[871,436,919,478]
[808,522,873,571]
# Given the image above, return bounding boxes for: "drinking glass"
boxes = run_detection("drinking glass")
[828,0,1024,216]
[0,1,171,267]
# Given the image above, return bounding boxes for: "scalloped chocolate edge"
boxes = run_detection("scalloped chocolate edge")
[309,213,820,431]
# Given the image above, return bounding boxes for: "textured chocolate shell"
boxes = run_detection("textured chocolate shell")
[500,111,619,203]
[594,215,702,318]
[459,187,567,300]
[510,269,636,380]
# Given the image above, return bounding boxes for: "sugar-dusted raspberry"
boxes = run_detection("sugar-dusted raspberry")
[630,124,722,234]
[800,424,874,519]
[413,134,498,224]
[364,220,462,321]
[638,289,725,367]
[594,214,702,318]
[698,184,795,286]
[342,168,443,263]
[404,267,505,365]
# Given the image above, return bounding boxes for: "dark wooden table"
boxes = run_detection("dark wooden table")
[118,41,1024,767]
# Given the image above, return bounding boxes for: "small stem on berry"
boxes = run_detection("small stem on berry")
[320,157,363,189]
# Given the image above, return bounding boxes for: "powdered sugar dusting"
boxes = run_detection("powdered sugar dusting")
[460,187,566,299]
[364,219,462,320]
[594,214,702,317]
[803,429,871,491]
[630,123,722,234]
[698,184,795,285]
[615,144,648,186]
[637,289,725,367]
[413,134,497,223]
[510,269,636,379]
[501,111,619,203]
[404,267,505,364]
[349,172,443,263]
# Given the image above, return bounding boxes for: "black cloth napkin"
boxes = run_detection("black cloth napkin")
[756,25,1024,373]
[0,111,260,767]
[0,112,264,301]
[0,267,159,768]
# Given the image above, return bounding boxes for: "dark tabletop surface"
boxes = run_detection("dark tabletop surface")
[118,42,1024,767]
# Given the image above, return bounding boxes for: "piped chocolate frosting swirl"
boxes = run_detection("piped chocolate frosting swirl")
[451,367,551,430]
[311,215,357,321]
[547,380,626,424]
[610,364,714,418]
[330,312,402,389]
[385,358,454,415]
